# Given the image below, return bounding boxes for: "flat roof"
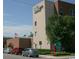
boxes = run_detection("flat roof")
[33,0,75,7]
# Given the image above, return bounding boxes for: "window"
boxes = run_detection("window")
[59,8,64,15]
[35,44,37,48]
[39,41,42,45]
[39,41,42,49]
[71,9,75,16]
[24,48,29,51]
[69,9,75,16]
[35,21,37,26]
[35,31,37,36]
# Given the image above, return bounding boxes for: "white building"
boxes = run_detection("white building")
[32,0,54,49]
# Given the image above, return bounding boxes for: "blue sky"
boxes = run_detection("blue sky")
[3,0,75,37]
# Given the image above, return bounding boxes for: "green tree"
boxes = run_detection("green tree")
[46,15,75,53]
[29,32,33,37]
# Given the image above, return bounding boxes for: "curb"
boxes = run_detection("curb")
[39,55,75,59]
[39,55,55,58]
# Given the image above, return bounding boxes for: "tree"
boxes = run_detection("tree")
[8,43,14,49]
[46,15,75,53]
[29,32,33,37]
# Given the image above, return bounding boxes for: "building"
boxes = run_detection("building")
[3,37,12,48]
[32,0,75,49]
[6,37,32,49]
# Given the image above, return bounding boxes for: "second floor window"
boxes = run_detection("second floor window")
[59,8,64,15]
[39,41,42,45]
[69,9,75,16]
[35,21,37,26]
[71,9,75,16]
[35,31,37,36]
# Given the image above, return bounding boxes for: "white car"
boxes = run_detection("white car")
[22,48,39,57]
[3,48,11,54]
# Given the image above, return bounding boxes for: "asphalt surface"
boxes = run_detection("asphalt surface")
[3,54,75,59]
[3,54,51,59]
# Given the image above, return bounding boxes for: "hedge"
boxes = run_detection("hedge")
[38,49,50,55]
[37,49,74,56]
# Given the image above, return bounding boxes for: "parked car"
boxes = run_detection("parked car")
[3,48,12,54]
[22,48,39,57]
[11,48,23,55]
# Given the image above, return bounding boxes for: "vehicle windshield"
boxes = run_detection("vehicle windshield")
[24,48,37,51]
[24,48,29,51]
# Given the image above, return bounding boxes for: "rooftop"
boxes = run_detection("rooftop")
[33,0,75,7]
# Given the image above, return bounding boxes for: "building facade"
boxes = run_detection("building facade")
[3,37,12,48]
[7,37,32,49]
[32,0,74,49]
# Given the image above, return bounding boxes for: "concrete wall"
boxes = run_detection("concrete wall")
[33,1,53,49]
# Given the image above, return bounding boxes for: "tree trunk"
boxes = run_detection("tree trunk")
[50,43,56,56]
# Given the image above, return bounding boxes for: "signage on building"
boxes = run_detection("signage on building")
[34,5,43,14]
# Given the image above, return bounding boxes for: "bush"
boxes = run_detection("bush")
[37,49,74,56]
[38,49,50,55]
[53,52,71,56]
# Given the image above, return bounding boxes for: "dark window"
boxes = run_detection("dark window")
[59,8,64,15]
[69,9,75,16]
[24,48,29,51]
[35,31,37,36]
[35,21,37,26]
[39,41,42,45]
[35,44,37,48]
[71,9,75,16]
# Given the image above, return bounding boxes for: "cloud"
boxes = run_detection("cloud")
[3,25,33,37]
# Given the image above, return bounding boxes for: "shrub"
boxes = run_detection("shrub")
[53,52,71,56]
[37,49,74,56]
[38,49,50,55]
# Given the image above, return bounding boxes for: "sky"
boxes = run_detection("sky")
[3,0,75,37]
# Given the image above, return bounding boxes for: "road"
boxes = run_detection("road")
[3,54,51,59]
[3,54,75,59]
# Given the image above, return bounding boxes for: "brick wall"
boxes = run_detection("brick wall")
[6,37,32,48]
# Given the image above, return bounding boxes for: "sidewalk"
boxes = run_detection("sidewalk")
[39,55,75,59]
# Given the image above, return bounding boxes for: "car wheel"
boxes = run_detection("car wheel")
[26,55,28,57]
[28,54,31,57]
[22,54,23,56]
[22,54,25,56]
[15,53,17,55]
[36,55,39,57]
